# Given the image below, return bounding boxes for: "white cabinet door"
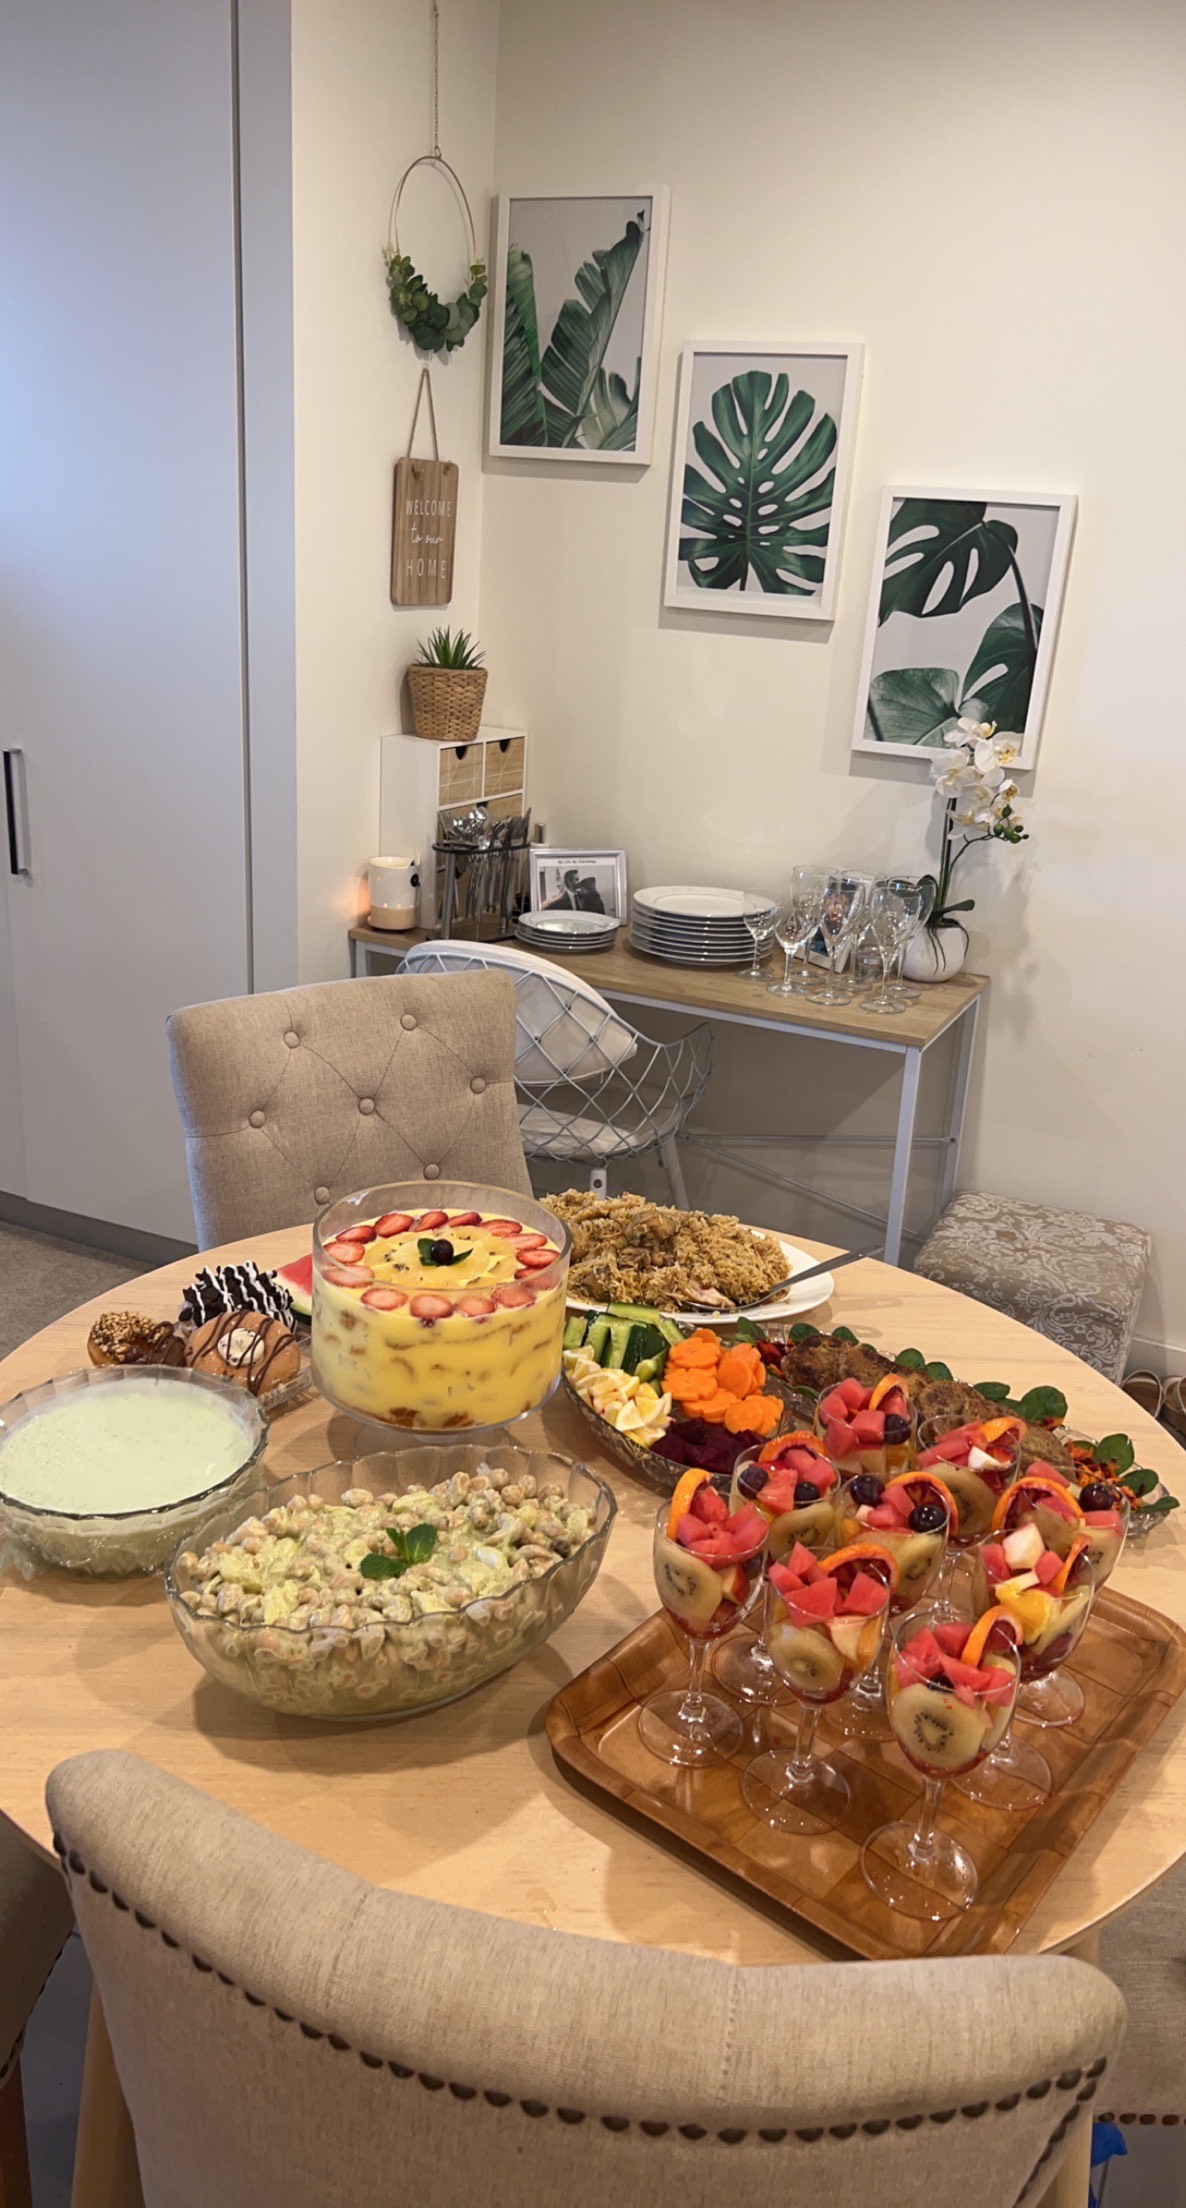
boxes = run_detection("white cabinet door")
[0,0,250,1240]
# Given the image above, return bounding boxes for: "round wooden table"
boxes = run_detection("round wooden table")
[2,1231,1183,2208]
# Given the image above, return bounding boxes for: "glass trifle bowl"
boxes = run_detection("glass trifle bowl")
[312,1181,569,1434]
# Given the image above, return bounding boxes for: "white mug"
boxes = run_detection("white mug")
[368,855,420,932]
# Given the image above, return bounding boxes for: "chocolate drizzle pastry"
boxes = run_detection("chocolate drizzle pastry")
[186,1310,301,1397]
[87,1311,188,1369]
[181,1262,295,1331]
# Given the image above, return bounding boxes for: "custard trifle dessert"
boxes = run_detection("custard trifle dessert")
[312,1183,570,1431]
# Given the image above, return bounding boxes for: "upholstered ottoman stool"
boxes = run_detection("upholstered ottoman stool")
[913,1191,1151,1382]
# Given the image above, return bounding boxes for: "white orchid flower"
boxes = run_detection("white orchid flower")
[992,735,1021,765]
[972,736,1001,773]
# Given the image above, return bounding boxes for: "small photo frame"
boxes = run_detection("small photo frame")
[663,342,864,620]
[530,848,627,919]
[852,486,1077,768]
[488,190,669,465]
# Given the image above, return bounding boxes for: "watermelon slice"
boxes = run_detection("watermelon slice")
[842,1570,890,1617]
[934,1620,970,1658]
[278,1252,313,1319]
[785,1576,838,1620]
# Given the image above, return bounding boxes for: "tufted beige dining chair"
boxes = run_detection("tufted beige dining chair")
[167,971,531,1246]
[50,1751,1124,2208]
[0,1812,73,2205]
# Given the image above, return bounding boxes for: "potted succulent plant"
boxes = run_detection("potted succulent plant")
[406,626,487,744]
[905,719,1027,980]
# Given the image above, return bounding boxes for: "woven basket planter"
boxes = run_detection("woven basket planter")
[407,664,488,744]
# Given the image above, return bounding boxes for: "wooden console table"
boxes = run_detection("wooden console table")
[348,925,989,1266]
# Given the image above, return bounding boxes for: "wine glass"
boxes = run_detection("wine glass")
[741,897,779,978]
[958,1527,1101,1807]
[742,1546,895,1833]
[767,867,825,997]
[860,881,912,1015]
[862,1613,1021,1919]
[806,871,869,1006]
[640,1482,768,1767]
[713,1434,839,1706]
[828,1461,953,1741]
[916,1414,1023,1611]
[885,876,934,1005]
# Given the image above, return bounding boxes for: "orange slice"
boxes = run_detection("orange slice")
[779,1429,827,1453]
[884,1470,958,1526]
[963,1609,1020,1667]
[868,1373,902,1411]
[990,1473,1083,1532]
[980,1415,1024,1444]
[665,1468,711,1539]
[1050,1532,1092,1596]
[821,1540,900,1595]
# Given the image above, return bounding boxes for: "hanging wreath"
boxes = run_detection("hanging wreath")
[384,153,486,356]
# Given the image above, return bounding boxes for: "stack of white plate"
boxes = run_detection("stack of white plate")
[630,886,775,966]
[516,909,619,954]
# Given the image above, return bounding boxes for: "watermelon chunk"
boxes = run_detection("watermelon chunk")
[902,1627,946,1679]
[824,1418,854,1460]
[863,1504,900,1530]
[690,1483,729,1525]
[850,1408,885,1446]
[1034,1550,1063,1585]
[837,1376,867,1410]
[787,1540,821,1579]
[934,1620,970,1658]
[980,1541,1010,1583]
[278,1252,313,1319]
[842,1570,889,1617]
[769,1560,804,1597]
[786,1577,838,1620]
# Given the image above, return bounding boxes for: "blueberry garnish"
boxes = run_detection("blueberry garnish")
[883,1413,911,1443]
[794,1481,820,1508]
[909,1501,948,1534]
[848,1473,883,1507]
[738,1461,767,1500]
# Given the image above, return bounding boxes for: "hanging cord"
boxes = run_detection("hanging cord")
[404,367,441,459]
[431,0,440,158]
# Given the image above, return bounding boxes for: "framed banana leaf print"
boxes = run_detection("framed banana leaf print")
[662,343,864,621]
[852,487,1077,768]
[488,190,669,465]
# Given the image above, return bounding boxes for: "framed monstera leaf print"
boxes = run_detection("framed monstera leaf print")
[663,343,864,621]
[852,487,1077,768]
[488,190,669,464]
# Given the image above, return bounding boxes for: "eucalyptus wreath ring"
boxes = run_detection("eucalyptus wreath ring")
[384,154,486,355]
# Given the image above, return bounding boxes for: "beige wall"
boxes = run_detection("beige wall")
[481,0,1186,1367]
[290,0,498,981]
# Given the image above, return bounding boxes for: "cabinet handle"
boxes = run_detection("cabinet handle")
[3,749,30,877]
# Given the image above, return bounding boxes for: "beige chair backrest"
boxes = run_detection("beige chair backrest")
[49,1751,1124,2208]
[167,971,531,1245]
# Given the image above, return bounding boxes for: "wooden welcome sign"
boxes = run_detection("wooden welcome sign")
[391,370,457,605]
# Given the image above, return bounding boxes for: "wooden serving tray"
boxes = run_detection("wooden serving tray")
[546,1588,1186,1960]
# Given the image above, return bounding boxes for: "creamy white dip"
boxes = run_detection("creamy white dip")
[0,1382,250,1514]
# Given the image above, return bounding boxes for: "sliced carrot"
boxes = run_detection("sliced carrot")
[665,1333,719,1370]
[749,1393,782,1436]
[723,1393,782,1436]
[717,1346,762,1398]
[666,1468,710,1539]
[697,1389,739,1426]
[666,1368,716,1405]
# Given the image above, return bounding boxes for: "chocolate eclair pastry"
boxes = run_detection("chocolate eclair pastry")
[186,1309,301,1396]
[88,1311,188,1369]
[181,1262,295,1331]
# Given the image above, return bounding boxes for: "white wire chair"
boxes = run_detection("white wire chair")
[400,941,713,1205]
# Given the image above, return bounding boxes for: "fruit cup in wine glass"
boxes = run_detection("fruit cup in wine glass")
[916,1414,1023,1607]
[862,1612,1020,1919]
[642,1470,768,1767]
[741,896,779,978]
[829,1466,955,1737]
[742,1541,897,1833]
[975,1485,1104,1731]
[1000,1463,1131,1592]
[714,1430,840,1705]
[815,1373,917,1483]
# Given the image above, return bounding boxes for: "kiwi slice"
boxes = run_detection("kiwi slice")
[1032,1499,1076,1558]
[653,1534,724,1626]
[1030,1584,1092,1658]
[766,1499,835,1561]
[934,1462,997,1539]
[891,1681,991,1773]
[892,1530,945,1597]
[767,1621,844,1696]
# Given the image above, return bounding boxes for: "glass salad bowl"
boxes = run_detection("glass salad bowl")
[165,1444,615,1720]
[0,1365,267,1577]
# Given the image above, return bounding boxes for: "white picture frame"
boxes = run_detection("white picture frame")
[488,190,669,465]
[851,486,1077,768]
[662,341,864,621]
[529,847,628,919]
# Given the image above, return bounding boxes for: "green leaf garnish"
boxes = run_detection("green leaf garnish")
[359,1521,438,1580]
[1013,1384,1068,1426]
[895,1347,926,1371]
[789,1322,820,1343]
[1119,1463,1158,1498]
[973,1380,1012,1401]
[831,1325,857,1344]
[924,1360,954,1382]
[734,1317,764,1345]
[1093,1433,1135,1476]
[1136,1492,1179,1518]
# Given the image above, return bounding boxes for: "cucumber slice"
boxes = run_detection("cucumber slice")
[601,1316,635,1369]
[562,1315,588,1352]
[623,1322,668,1374]
[585,1315,612,1366]
[606,1301,668,1326]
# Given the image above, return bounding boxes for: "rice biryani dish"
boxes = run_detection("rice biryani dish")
[549,1190,786,1310]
